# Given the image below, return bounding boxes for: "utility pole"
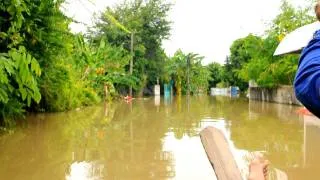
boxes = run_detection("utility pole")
[129,32,134,97]
[105,13,134,97]
[187,55,190,96]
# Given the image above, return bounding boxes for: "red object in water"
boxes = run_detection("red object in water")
[124,95,133,103]
[296,107,313,116]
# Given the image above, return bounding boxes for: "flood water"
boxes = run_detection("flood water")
[0,96,320,180]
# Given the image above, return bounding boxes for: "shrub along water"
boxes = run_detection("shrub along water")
[1,0,314,128]
[0,0,121,127]
[0,0,171,127]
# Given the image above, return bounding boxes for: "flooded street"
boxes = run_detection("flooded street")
[0,96,319,180]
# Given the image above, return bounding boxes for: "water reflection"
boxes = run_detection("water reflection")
[0,96,319,179]
[299,115,320,180]
[154,95,161,107]
[66,161,104,180]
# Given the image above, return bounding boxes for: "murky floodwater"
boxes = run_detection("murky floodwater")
[0,96,319,180]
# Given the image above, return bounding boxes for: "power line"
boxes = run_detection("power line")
[75,0,105,27]
[76,0,95,14]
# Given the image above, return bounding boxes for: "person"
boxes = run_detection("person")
[294,1,320,119]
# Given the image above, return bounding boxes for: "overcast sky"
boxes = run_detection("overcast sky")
[63,0,312,64]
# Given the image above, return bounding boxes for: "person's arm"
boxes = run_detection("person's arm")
[294,2,320,118]
[294,33,320,118]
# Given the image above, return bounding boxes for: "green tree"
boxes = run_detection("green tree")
[164,50,210,95]
[0,0,49,125]
[207,62,223,88]
[93,0,172,96]
[226,35,265,90]
[0,0,99,125]
[74,36,139,100]
[235,0,314,88]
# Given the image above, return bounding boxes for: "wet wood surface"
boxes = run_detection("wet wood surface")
[200,126,243,180]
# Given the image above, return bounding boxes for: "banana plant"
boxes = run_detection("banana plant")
[0,46,41,106]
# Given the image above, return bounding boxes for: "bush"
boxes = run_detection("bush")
[0,99,24,127]
[40,60,100,112]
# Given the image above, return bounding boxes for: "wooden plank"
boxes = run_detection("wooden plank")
[200,126,242,180]
[274,169,288,180]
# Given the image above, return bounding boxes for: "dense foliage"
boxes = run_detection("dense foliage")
[92,0,171,96]
[0,0,173,127]
[0,0,132,126]
[231,1,314,88]
[0,0,72,125]
[207,62,223,88]
[0,0,316,127]
[164,50,211,95]
[208,0,315,89]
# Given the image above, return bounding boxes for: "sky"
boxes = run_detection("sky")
[63,0,311,64]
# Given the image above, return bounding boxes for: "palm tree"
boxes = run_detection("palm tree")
[164,50,206,96]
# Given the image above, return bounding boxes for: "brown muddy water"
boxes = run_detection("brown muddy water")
[0,96,319,180]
